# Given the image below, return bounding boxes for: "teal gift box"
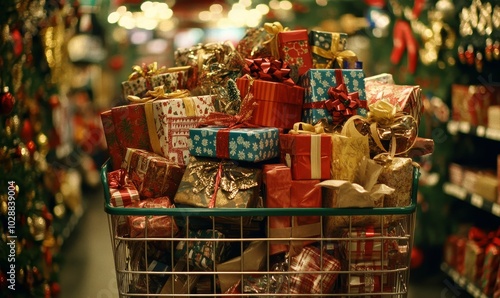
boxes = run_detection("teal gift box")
[309,30,348,69]
[189,127,280,162]
[299,69,367,125]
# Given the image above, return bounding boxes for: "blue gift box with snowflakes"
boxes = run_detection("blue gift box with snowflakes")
[189,127,280,162]
[299,69,367,125]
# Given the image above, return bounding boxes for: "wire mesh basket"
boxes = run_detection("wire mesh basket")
[101,160,419,297]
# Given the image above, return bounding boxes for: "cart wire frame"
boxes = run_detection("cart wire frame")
[101,160,419,297]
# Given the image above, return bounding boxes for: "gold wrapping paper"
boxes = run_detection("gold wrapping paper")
[375,156,414,208]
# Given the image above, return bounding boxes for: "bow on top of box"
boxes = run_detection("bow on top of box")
[262,21,289,59]
[310,32,358,69]
[243,57,295,85]
[127,86,191,103]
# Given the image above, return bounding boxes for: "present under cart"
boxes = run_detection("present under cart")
[101,160,419,297]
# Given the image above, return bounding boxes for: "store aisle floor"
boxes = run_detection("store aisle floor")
[59,185,463,298]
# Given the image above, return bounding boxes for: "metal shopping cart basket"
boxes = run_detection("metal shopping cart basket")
[101,160,419,297]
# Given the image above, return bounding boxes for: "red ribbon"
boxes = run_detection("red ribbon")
[365,226,375,258]
[242,57,295,86]
[303,69,365,124]
[109,169,127,189]
[208,162,224,208]
[468,227,493,248]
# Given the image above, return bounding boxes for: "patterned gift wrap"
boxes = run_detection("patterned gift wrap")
[107,169,140,207]
[173,156,261,210]
[309,30,353,69]
[299,69,367,125]
[341,226,401,262]
[236,76,304,129]
[365,80,423,125]
[283,246,341,294]
[100,110,123,170]
[111,103,153,156]
[376,157,414,208]
[121,66,189,100]
[277,29,313,76]
[123,148,186,199]
[280,133,332,180]
[189,127,279,162]
[127,197,179,238]
[174,229,231,271]
[346,260,397,294]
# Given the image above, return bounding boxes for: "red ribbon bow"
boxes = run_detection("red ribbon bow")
[109,169,127,189]
[325,83,361,125]
[243,57,295,85]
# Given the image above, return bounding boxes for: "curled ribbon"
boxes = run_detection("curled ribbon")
[127,86,191,103]
[289,122,326,134]
[262,21,289,59]
[188,159,259,208]
[311,33,358,69]
[243,57,295,85]
[367,100,418,157]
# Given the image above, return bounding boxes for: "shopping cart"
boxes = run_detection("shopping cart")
[101,160,419,297]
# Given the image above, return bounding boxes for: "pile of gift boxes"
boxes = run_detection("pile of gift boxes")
[100,24,432,296]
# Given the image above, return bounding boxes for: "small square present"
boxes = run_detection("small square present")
[277,29,313,76]
[173,156,261,210]
[107,169,140,207]
[121,63,189,99]
[299,68,367,125]
[189,127,279,162]
[280,132,332,180]
[284,246,341,294]
[175,229,231,271]
[236,76,304,129]
[127,197,179,238]
[123,148,186,199]
[309,30,359,69]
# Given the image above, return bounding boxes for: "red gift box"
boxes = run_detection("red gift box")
[236,76,304,129]
[480,236,500,296]
[342,226,400,262]
[100,110,125,170]
[264,165,321,256]
[451,84,500,126]
[284,246,341,294]
[107,169,140,207]
[277,29,313,76]
[280,133,332,180]
[123,148,185,199]
[127,197,179,238]
[348,260,391,295]
[111,103,153,156]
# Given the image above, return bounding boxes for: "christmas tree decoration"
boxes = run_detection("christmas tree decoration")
[0,87,16,115]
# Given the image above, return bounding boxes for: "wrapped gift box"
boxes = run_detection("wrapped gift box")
[100,110,123,170]
[365,81,423,125]
[347,261,389,294]
[277,29,313,76]
[189,127,279,162]
[341,226,400,262]
[107,169,140,207]
[264,164,321,255]
[236,76,304,129]
[159,259,200,295]
[123,148,185,199]
[280,133,332,180]
[175,229,231,271]
[111,95,214,165]
[299,69,367,125]
[464,227,488,284]
[283,246,341,294]
[451,84,500,126]
[121,65,189,100]
[309,30,357,69]
[127,197,179,238]
[480,238,500,296]
[174,156,261,210]
[376,157,414,208]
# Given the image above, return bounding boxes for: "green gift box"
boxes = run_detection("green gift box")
[189,127,279,162]
[309,30,349,69]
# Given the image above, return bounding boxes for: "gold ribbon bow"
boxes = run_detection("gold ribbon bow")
[262,22,289,59]
[127,86,190,103]
[289,122,327,134]
[311,33,358,69]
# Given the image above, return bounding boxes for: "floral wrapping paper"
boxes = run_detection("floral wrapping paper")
[174,156,261,210]
[121,68,189,100]
[375,157,414,208]
[107,169,140,207]
[277,30,313,76]
[174,229,231,271]
[189,127,279,162]
[480,238,500,296]
[365,80,423,125]
[299,69,367,125]
[280,133,332,180]
[283,246,341,294]
[123,148,186,199]
[100,110,123,171]
[236,76,304,129]
[127,197,179,238]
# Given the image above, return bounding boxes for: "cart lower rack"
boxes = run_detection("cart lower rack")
[101,161,419,297]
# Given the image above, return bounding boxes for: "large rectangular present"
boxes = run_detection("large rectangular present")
[280,132,332,180]
[100,110,123,170]
[123,148,185,199]
[277,29,313,76]
[236,76,304,129]
[365,80,423,124]
[174,156,261,210]
[121,64,189,100]
[189,127,279,162]
[110,95,214,165]
[299,68,367,125]
[264,164,321,256]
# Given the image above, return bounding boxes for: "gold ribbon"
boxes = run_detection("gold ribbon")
[127,86,190,103]
[128,63,190,81]
[262,22,289,59]
[289,122,327,134]
[311,33,358,69]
